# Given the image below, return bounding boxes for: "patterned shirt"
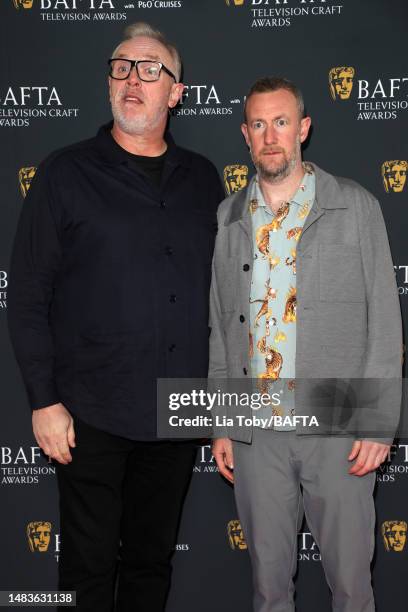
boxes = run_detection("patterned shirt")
[249,164,315,430]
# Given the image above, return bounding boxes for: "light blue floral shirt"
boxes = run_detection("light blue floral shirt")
[249,164,315,430]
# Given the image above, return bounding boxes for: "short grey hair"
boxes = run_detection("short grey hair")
[111,22,182,82]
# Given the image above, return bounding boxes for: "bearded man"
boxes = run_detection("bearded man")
[210,77,402,612]
[8,22,223,612]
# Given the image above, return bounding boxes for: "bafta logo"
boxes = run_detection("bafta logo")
[13,0,34,8]
[382,520,407,552]
[329,67,355,100]
[227,520,247,550]
[19,167,36,197]
[224,165,248,195]
[382,160,407,193]
[225,0,244,5]
[27,521,52,553]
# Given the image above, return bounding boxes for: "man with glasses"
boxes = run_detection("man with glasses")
[8,22,223,612]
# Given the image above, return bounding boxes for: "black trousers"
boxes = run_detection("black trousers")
[55,418,196,612]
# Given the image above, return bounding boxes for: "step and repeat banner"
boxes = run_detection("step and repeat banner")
[1,1,407,610]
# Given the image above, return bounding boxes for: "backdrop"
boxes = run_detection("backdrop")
[1,1,407,610]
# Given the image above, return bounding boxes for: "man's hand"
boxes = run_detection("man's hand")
[348,440,390,477]
[212,437,234,483]
[32,403,76,465]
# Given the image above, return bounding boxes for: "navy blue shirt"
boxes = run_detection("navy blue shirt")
[8,123,224,440]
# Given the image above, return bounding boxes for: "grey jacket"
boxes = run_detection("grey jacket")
[208,163,402,443]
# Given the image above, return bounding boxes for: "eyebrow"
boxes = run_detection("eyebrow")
[115,53,162,61]
[250,115,290,122]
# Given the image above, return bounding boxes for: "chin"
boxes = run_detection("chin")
[116,114,149,135]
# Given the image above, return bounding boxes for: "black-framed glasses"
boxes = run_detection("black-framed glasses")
[108,58,177,83]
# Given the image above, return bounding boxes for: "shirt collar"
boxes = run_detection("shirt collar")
[253,162,315,208]
[95,121,190,169]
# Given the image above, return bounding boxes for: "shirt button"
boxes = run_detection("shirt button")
[243,264,250,271]
[165,246,173,255]
[239,315,245,323]
[170,294,177,303]
[160,201,166,209]
[168,344,176,352]
[243,367,248,376]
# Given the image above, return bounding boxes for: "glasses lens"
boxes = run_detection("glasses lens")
[110,59,131,79]
[137,61,161,81]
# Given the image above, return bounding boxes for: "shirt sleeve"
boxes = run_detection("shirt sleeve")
[7,159,63,410]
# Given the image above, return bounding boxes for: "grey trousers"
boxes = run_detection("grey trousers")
[233,428,376,612]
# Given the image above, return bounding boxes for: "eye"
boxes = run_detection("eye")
[252,121,264,129]
[275,118,288,128]
[140,62,160,78]
[117,63,130,74]
[146,66,159,76]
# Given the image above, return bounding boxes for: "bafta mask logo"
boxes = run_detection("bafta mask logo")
[13,0,34,8]
[27,521,52,553]
[382,160,407,193]
[329,67,355,100]
[225,0,245,5]
[382,520,407,552]
[227,520,247,550]
[224,165,248,195]
[19,167,36,198]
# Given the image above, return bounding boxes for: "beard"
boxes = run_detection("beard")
[252,135,301,184]
[110,91,168,136]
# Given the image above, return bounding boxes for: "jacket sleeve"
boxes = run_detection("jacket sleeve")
[7,160,63,411]
[358,195,403,444]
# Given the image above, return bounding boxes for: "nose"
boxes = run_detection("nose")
[127,65,141,87]
[264,124,278,145]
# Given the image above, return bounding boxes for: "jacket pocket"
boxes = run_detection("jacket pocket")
[322,345,365,360]
[319,244,365,303]
[215,257,238,313]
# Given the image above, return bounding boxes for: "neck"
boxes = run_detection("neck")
[258,162,305,213]
[111,122,167,157]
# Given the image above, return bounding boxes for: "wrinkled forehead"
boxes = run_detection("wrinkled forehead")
[246,90,299,121]
[113,37,175,72]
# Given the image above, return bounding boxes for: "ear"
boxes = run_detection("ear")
[168,82,185,109]
[241,123,250,147]
[300,116,311,143]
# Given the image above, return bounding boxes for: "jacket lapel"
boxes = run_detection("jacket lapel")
[224,177,255,260]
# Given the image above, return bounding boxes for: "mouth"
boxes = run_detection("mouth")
[262,150,283,157]
[122,94,143,105]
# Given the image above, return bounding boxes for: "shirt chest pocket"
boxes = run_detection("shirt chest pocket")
[319,243,365,303]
